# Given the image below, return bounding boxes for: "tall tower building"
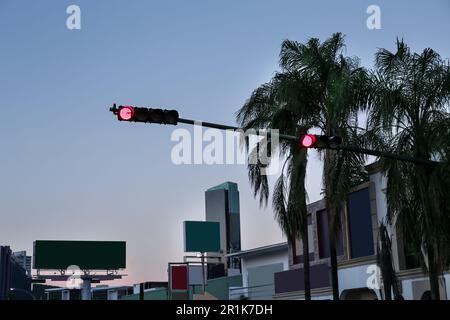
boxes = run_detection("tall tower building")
[12,251,32,276]
[205,182,241,274]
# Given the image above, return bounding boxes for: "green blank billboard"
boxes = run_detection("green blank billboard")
[33,240,126,270]
[184,221,221,253]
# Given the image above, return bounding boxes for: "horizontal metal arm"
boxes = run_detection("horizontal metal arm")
[336,145,439,167]
[177,117,441,167]
[178,118,297,141]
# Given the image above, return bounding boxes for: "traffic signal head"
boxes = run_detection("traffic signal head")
[149,109,165,124]
[299,134,316,148]
[111,104,179,125]
[299,134,342,149]
[164,110,180,125]
[118,106,135,121]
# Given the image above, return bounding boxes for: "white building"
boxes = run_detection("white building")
[272,162,450,300]
[226,243,289,300]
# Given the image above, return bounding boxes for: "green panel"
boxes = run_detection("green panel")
[247,263,282,299]
[184,221,220,253]
[190,275,243,300]
[247,263,282,287]
[33,240,126,270]
[206,275,242,300]
[206,181,237,192]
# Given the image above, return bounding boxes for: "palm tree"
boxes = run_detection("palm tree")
[237,33,369,300]
[236,69,318,300]
[279,33,369,300]
[367,39,450,300]
[377,221,401,300]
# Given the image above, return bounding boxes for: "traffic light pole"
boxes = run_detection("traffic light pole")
[109,106,440,166]
[178,118,440,167]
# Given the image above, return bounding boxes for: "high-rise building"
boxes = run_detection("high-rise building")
[205,182,241,274]
[0,246,12,300]
[12,251,32,276]
[0,246,32,300]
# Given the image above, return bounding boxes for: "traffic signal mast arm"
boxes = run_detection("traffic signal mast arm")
[109,105,440,167]
[335,144,439,167]
[177,118,296,141]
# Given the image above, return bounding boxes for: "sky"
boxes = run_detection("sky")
[0,0,449,285]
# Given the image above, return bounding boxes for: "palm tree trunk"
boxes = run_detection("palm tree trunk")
[302,222,311,300]
[323,139,340,300]
[328,230,339,300]
[427,246,440,300]
[383,278,392,300]
[291,236,297,264]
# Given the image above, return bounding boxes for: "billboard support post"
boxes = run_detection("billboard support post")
[81,278,92,301]
[139,283,144,300]
[201,252,205,294]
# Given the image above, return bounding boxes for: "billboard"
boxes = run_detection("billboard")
[183,221,221,253]
[33,240,126,270]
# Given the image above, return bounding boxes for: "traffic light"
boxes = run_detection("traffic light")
[118,106,134,121]
[299,134,316,148]
[299,134,342,149]
[110,104,179,125]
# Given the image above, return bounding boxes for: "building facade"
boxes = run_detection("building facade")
[205,182,241,274]
[45,285,133,300]
[12,251,32,277]
[0,246,32,300]
[227,243,289,300]
[273,162,450,300]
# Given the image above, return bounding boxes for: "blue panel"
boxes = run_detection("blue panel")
[348,188,374,258]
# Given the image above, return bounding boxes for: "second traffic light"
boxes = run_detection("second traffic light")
[113,105,179,125]
[299,134,342,149]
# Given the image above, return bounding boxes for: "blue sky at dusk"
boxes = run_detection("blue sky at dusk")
[0,0,449,284]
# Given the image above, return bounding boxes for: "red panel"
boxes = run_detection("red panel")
[170,265,188,291]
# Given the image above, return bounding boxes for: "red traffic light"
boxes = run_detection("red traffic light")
[299,134,343,149]
[300,134,316,148]
[118,106,135,121]
[111,104,180,125]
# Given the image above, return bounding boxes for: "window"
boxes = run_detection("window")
[347,188,374,258]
